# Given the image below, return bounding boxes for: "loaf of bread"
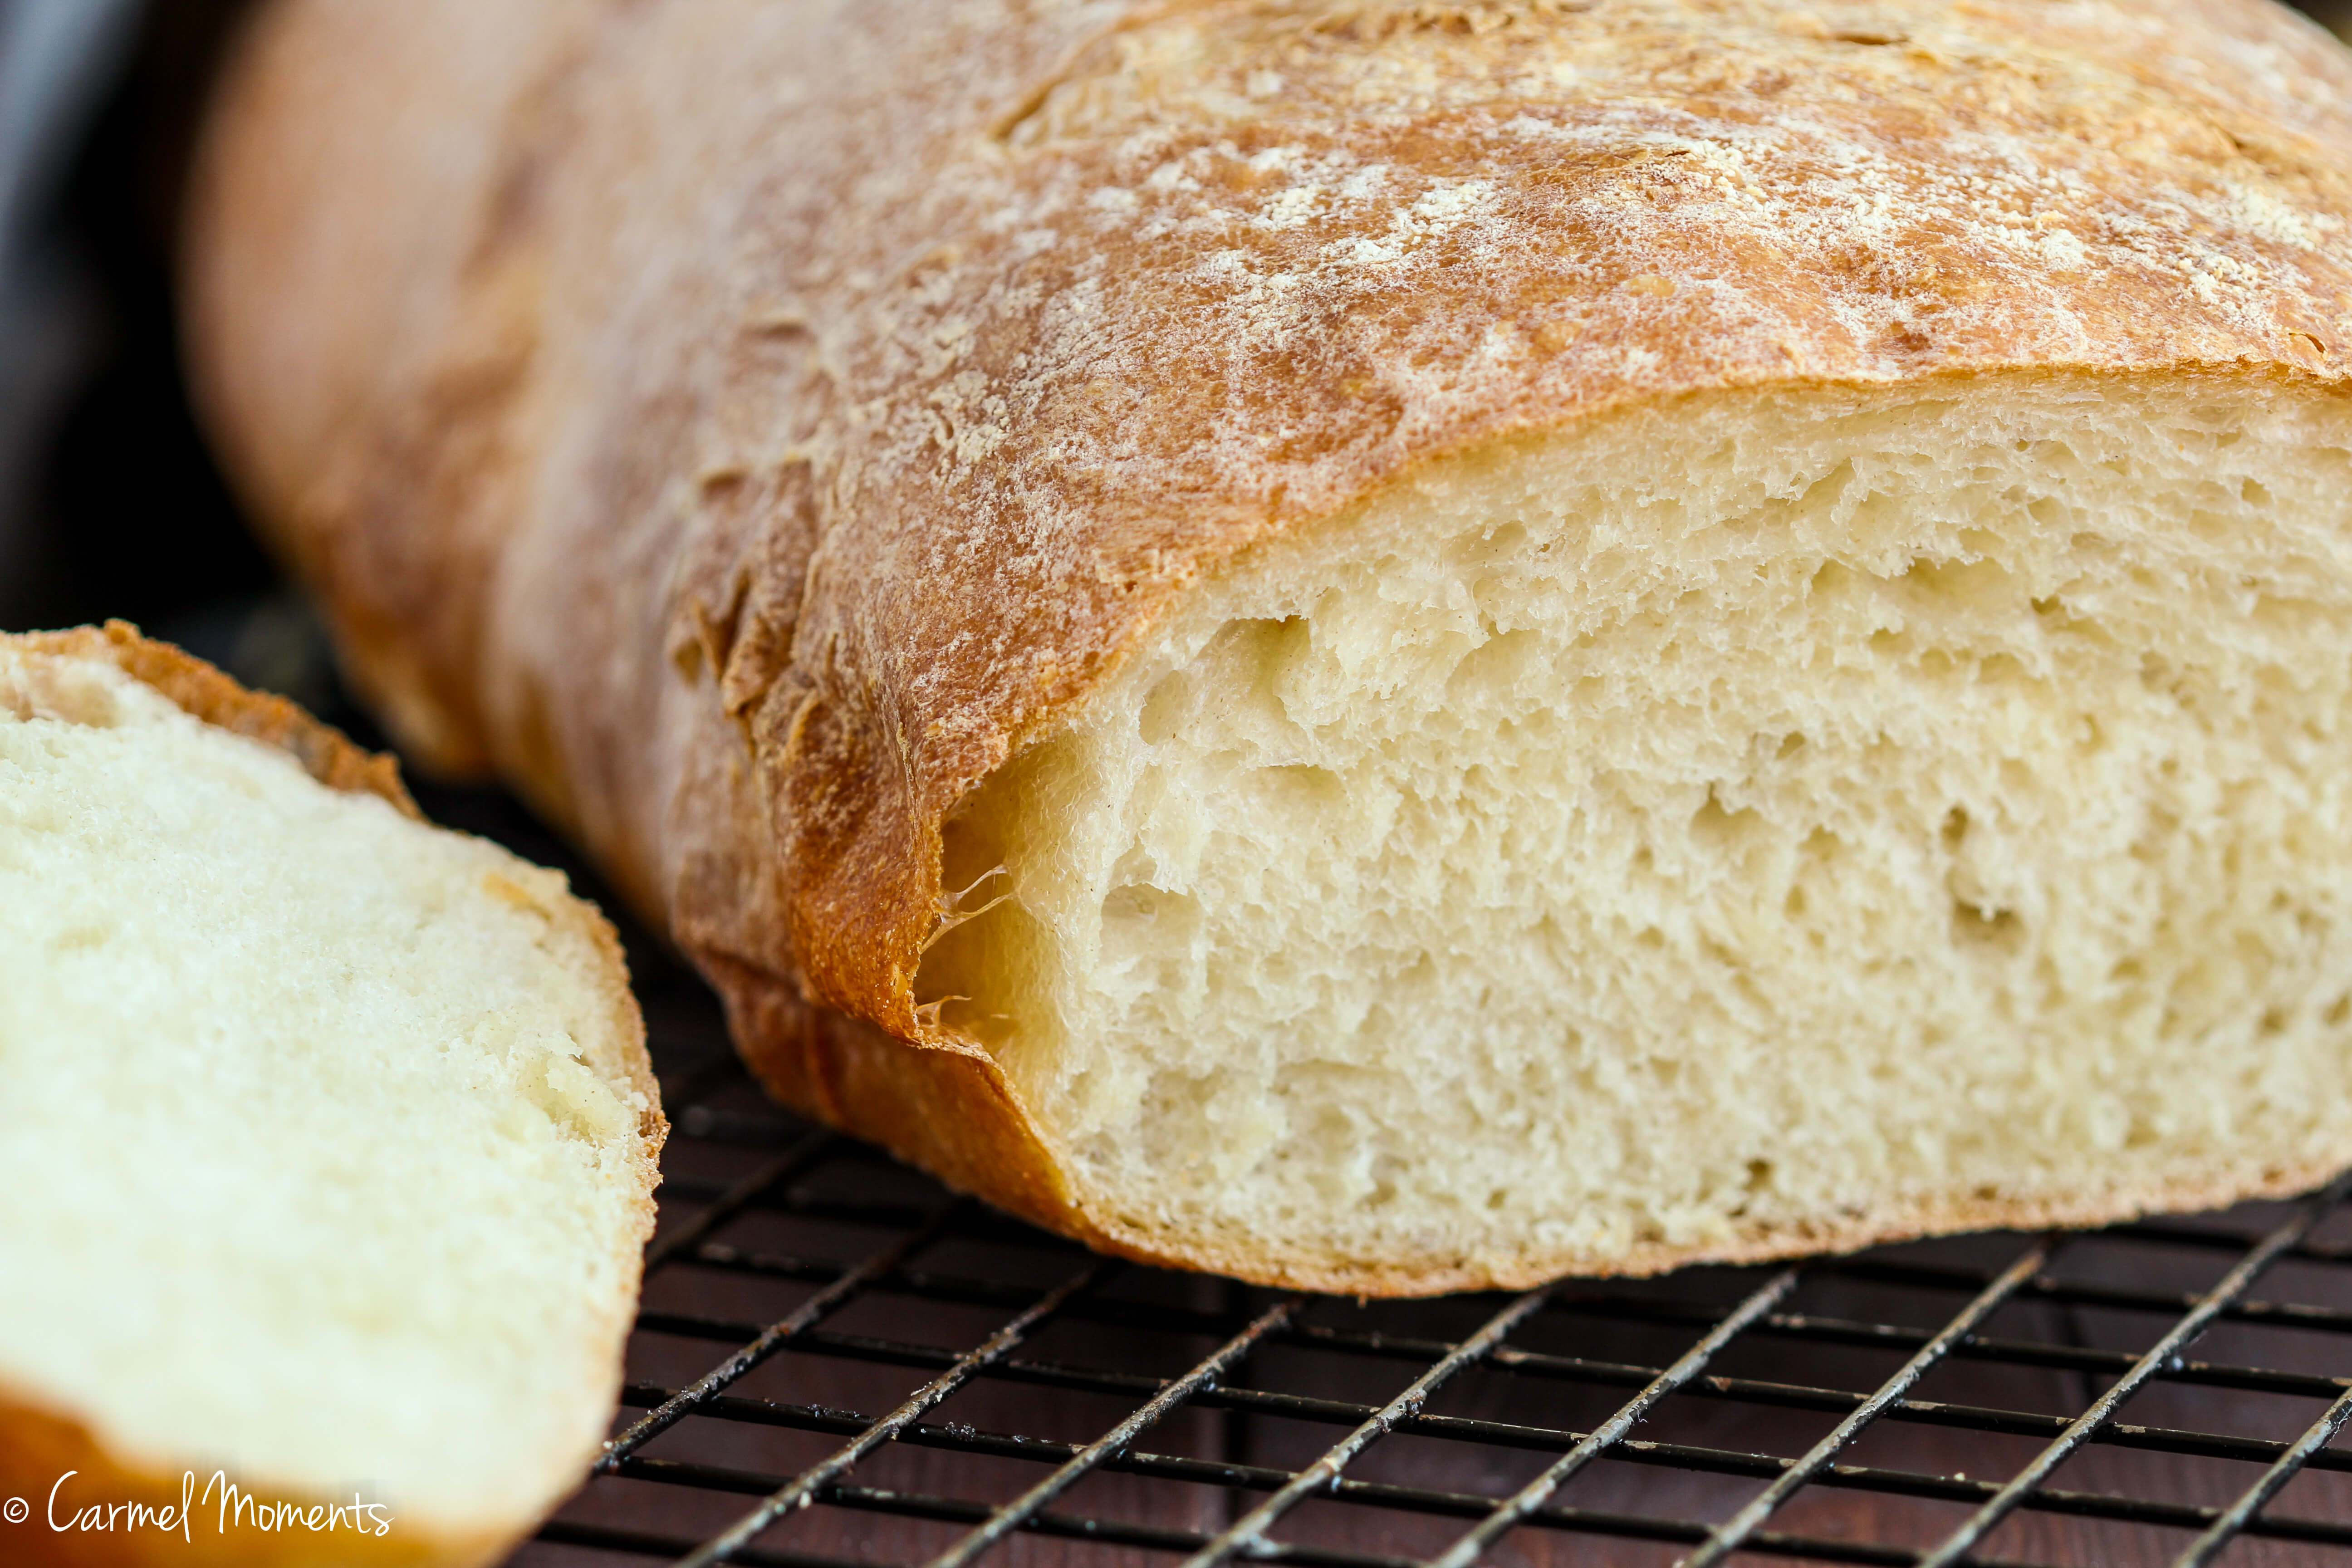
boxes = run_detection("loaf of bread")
[0,625,662,1566]
[188,0,2352,1294]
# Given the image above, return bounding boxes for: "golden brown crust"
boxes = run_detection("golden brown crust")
[14,622,416,814]
[0,624,664,1563]
[189,0,2352,1293]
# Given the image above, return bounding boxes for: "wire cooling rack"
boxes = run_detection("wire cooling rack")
[485,873,2352,1568]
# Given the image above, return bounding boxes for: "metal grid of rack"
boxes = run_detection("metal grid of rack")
[506,915,2352,1568]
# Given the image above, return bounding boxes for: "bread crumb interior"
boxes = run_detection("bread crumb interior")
[0,651,649,1524]
[917,374,2352,1280]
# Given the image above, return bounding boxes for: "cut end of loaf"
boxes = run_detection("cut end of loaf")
[0,635,661,1552]
[913,372,2352,1291]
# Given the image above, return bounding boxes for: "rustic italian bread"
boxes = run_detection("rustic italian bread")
[0,624,663,1567]
[186,0,2352,1293]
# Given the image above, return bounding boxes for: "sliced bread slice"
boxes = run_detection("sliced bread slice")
[0,623,664,1568]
